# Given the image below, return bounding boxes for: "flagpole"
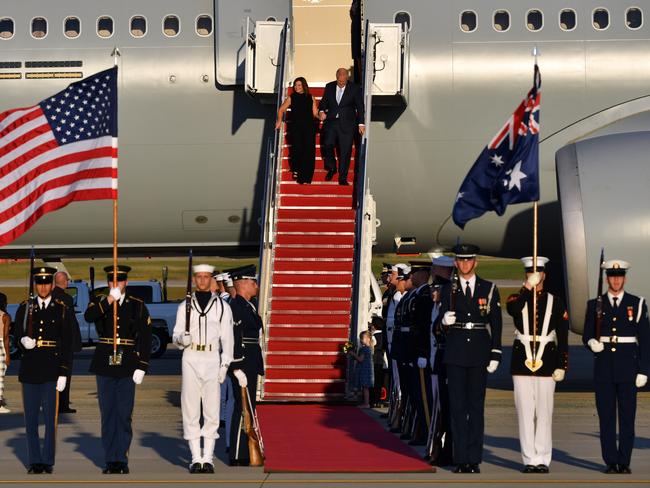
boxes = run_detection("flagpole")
[531,46,539,369]
[111,47,120,365]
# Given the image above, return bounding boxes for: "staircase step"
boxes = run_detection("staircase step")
[279,196,353,208]
[265,368,346,380]
[271,300,351,311]
[262,392,345,401]
[280,170,357,183]
[270,287,351,298]
[267,327,350,338]
[274,247,354,259]
[265,351,345,366]
[272,273,353,285]
[274,233,354,246]
[278,183,354,196]
[277,208,355,220]
[276,220,355,234]
[268,323,350,329]
[281,159,356,171]
[263,382,346,395]
[273,259,353,272]
[270,312,349,325]
[267,340,345,352]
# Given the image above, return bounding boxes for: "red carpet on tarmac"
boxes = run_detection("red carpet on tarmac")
[256,405,435,473]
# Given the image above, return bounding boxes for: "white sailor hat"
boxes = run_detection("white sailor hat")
[193,264,215,274]
[520,256,549,271]
[602,260,630,276]
[394,264,411,279]
[431,255,454,268]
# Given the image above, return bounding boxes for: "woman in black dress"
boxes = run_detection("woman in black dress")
[276,77,319,184]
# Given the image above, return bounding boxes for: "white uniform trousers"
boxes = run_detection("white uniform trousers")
[513,375,556,466]
[182,350,221,440]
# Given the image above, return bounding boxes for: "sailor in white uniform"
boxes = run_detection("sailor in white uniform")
[173,264,234,473]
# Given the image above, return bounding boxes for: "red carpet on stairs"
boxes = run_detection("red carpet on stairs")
[256,405,435,473]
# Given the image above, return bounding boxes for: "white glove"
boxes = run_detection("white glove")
[109,287,122,301]
[442,311,456,326]
[417,357,427,369]
[179,333,192,348]
[21,336,36,350]
[56,376,67,392]
[526,272,541,289]
[234,369,248,388]
[218,365,229,384]
[588,338,604,353]
[132,369,145,385]
[486,360,499,373]
[636,374,648,388]
[552,369,565,382]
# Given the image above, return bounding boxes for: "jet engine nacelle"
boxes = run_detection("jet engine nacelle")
[557,130,650,334]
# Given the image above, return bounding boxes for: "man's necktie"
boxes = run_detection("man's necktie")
[613,296,618,309]
[465,281,472,300]
[336,86,342,105]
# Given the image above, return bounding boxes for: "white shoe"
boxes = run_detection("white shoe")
[0,405,11,414]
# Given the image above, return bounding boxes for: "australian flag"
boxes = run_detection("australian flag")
[453,65,541,229]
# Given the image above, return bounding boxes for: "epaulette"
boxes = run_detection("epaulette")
[54,298,65,306]
[129,296,144,303]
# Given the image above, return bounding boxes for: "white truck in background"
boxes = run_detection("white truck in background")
[8,280,180,359]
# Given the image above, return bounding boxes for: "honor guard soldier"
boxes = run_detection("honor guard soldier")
[583,260,650,474]
[84,265,153,474]
[507,257,569,474]
[224,265,265,466]
[405,261,434,446]
[14,266,73,474]
[438,244,502,474]
[173,264,234,473]
[426,255,454,466]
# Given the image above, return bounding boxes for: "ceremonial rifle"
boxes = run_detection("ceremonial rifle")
[185,250,193,334]
[24,249,36,338]
[162,265,169,302]
[595,248,605,341]
[242,385,265,466]
[89,266,95,294]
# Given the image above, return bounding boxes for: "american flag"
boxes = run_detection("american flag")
[0,67,118,246]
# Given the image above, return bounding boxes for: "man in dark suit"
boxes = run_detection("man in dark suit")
[437,244,502,474]
[53,271,82,414]
[583,259,650,475]
[318,68,365,186]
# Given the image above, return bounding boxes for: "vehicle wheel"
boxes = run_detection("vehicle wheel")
[9,333,21,360]
[151,328,168,358]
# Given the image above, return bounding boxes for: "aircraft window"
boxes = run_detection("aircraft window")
[130,16,147,38]
[97,16,114,38]
[626,7,643,29]
[31,17,47,39]
[560,9,577,30]
[394,11,411,31]
[266,16,277,22]
[0,18,14,40]
[460,11,477,32]
[196,15,212,36]
[163,15,180,37]
[64,17,80,38]
[593,8,609,30]
[526,10,543,31]
[493,10,510,32]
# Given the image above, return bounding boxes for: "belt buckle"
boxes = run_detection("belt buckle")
[109,349,123,366]
[196,344,206,352]
[611,335,618,344]
[466,322,474,329]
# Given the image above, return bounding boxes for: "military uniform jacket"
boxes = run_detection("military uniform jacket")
[506,288,569,376]
[583,292,650,383]
[15,298,73,384]
[406,284,434,365]
[437,275,502,368]
[229,295,264,377]
[390,288,415,364]
[52,286,82,352]
[85,294,152,378]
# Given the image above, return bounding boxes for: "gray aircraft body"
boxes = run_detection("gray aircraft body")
[1,0,650,330]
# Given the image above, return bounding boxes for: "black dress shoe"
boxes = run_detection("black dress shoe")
[325,170,336,181]
[605,464,619,474]
[102,462,115,474]
[468,463,480,473]
[453,464,469,473]
[189,462,203,474]
[535,464,549,473]
[338,180,349,186]
[58,407,76,414]
[522,464,537,473]
[202,463,214,473]
[27,464,43,474]
[115,462,129,474]
[617,464,631,474]
[42,465,53,474]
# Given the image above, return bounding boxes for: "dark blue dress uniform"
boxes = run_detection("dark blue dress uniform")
[390,286,415,431]
[14,268,73,473]
[84,266,152,473]
[52,285,82,413]
[583,290,650,471]
[225,265,265,466]
[437,274,502,468]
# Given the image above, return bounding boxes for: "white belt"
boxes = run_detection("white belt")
[600,336,638,344]
[515,330,556,345]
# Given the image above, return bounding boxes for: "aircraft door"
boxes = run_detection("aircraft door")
[214,0,290,87]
